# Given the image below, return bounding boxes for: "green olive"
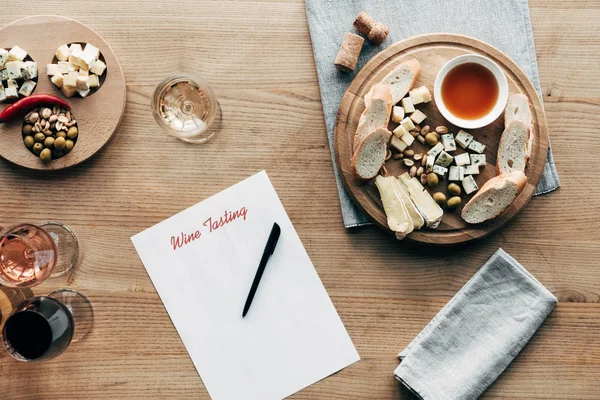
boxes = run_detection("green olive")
[34,132,45,143]
[52,149,64,158]
[67,126,78,139]
[32,142,43,155]
[447,196,462,209]
[425,132,439,146]
[64,140,74,153]
[23,136,35,148]
[54,137,66,151]
[426,173,439,187]
[433,192,447,204]
[448,183,462,196]
[44,137,55,149]
[55,131,67,139]
[39,148,52,163]
[22,124,33,135]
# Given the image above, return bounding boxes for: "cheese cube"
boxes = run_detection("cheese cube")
[90,59,106,76]
[455,130,474,149]
[440,133,456,152]
[61,85,77,98]
[435,151,454,167]
[449,166,464,181]
[392,124,408,138]
[46,64,61,76]
[0,86,5,102]
[0,48,8,68]
[79,68,89,77]
[409,110,426,124]
[8,46,27,61]
[76,76,90,90]
[401,132,415,146]
[21,61,37,80]
[6,79,18,89]
[51,74,64,88]
[63,73,78,89]
[78,89,91,98]
[391,106,405,123]
[6,61,23,79]
[0,68,8,81]
[425,154,435,173]
[5,87,18,100]
[19,80,36,97]
[88,74,100,88]
[454,152,471,166]
[56,44,71,62]
[400,117,415,132]
[80,52,97,70]
[462,175,479,194]
[467,139,486,154]
[390,135,407,152]
[470,154,486,167]
[69,49,85,69]
[81,43,100,69]
[401,97,415,113]
[464,165,479,175]
[69,43,83,53]
[417,86,432,103]
[433,165,448,177]
[409,88,424,105]
[427,142,444,158]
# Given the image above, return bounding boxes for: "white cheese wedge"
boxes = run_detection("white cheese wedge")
[470,154,486,167]
[400,117,415,132]
[427,142,444,158]
[399,173,444,229]
[5,87,18,100]
[19,80,36,96]
[0,48,8,68]
[392,178,424,230]
[51,74,64,88]
[390,135,408,152]
[69,43,83,53]
[90,59,106,76]
[401,132,415,146]
[6,61,23,79]
[63,73,78,90]
[462,175,479,194]
[8,46,27,61]
[76,76,90,90]
[433,165,448,177]
[468,139,486,154]
[78,88,91,98]
[375,175,414,238]
[21,61,37,80]
[0,68,8,81]
[6,79,18,89]
[409,109,426,124]
[455,130,474,149]
[46,64,61,76]
[0,86,5,102]
[417,86,432,103]
[61,85,77,98]
[449,166,464,181]
[88,74,100,88]
[393,124,408,138]
[56,44,71,62]
[435,151,454,167]
[454,152,471,166]
[401,97,415,113]
[464,165,479,175]
[391,106,405,123]
[409,88,424,105]
[425,154,435,173]
[441,133,456,152]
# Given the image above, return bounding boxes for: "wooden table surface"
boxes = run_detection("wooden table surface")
[1,1,599,399]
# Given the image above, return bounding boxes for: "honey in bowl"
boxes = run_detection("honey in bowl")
[441,62,499,120]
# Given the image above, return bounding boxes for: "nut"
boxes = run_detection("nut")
[413,153,423,161]
[421,125,431,135]
[412,124,421,132]
[55,121,64,131]
[25,111,34,121]
[385,149,392,161]
[34,122,42,131]
[421,154,427,167]
[49,115,58,123]
[404,149,415,157]
[420,174,428,185]
[41,108,52,119]
[29,113,39,123]
[403,158,414,167]
[57,115,69,124]
[380,164,388,177]
[44,121,50,131]
[417,135,426,144]
[435,126,448,134]
[66,111,72,121]
[409,166,417,177]
[393,153,404,160]
[410,130,420,137]
[417,166,424,176]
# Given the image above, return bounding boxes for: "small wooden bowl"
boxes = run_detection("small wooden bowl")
[1,47,39,104]
[0,15,126,170]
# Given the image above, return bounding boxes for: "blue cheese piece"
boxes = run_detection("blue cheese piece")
[21,61,37,80]
[8,46,27,61]
[6,61,23,79]
[464,165,480,175]
[425,154,435,173]
[449,166,464,181]
[401,97,415,113]
[5,87,18,100]
[433,165,448,177]
[467,139,486,154]
[427,142,444,158]
[435,150,454,167]
[454,152,470,166]
[390,135,407,152]
[470,154,486,167]
[18,80,36,97]
[462,175,479,194]
[0,48,8,68]
[6,79,18,89]
[455,130,474,149]
[400,117,415,132]
[440,133,456,152]
[0,68,8,81]
[400,132,415,146]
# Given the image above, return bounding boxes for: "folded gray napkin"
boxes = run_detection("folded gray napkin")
[306,0,561,228]
[394,249,557,400]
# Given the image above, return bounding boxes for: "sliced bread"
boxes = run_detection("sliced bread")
[354,84,392,151]
[504,93,532,127]
[351,128,392,181]
[461,171,527,224]
[497,120,530,174]
[376,58,421,105]
[499,93,533,174]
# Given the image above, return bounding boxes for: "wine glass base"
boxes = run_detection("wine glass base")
[48,289,93,342]
[39,222,79,281]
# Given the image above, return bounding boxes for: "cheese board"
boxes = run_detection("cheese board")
[334,34,548,245]
[0,15,126,171]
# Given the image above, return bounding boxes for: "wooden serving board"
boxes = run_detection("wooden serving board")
[0,15,126,170]
[334,34,548,245]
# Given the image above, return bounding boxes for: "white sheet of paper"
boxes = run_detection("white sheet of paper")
[131,171,360,400]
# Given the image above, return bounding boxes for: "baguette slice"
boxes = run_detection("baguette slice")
[351,128,392,181]
[377,59,421,105]
[461,171,527,224]
[354,84,392,151]
[504,93,532,127]
[498,94,533,174]
[497,120,530,174]
[375,175,414,239]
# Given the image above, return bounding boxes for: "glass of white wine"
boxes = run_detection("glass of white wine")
[151,73,222,144]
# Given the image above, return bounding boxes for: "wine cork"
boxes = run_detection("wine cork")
[353,11,389,45]
[334,33,365,72]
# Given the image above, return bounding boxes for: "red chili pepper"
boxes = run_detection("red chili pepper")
[0,95,71,123]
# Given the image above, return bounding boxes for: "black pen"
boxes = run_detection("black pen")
[242,222,281,318]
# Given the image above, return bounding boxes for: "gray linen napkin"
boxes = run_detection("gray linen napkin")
[394,249,557,400]
[306,0,561,228]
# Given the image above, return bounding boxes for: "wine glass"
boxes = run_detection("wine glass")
[0,286,33,332]
[151,73,222,143]
[2,289,93,362]
[0,222,78,288]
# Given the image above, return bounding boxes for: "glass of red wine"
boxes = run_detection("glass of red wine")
[2,289,93,362]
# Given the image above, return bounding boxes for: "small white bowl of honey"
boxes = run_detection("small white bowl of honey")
[433,54,508,129]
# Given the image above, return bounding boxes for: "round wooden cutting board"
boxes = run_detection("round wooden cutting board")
[334,34,548,245]
[0,15,126,170]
